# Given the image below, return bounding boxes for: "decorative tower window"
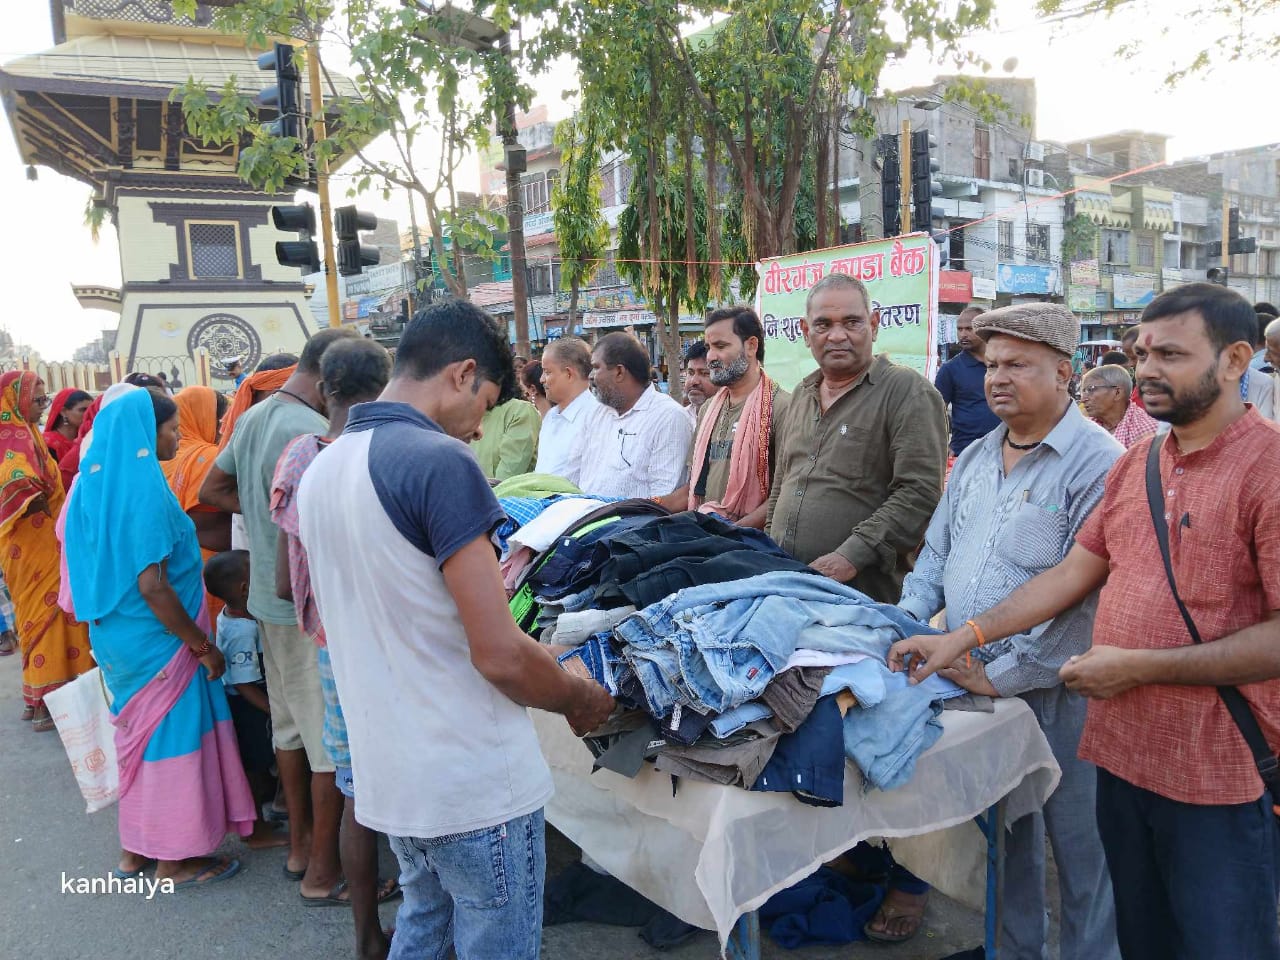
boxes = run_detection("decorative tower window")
[187,221,242,278]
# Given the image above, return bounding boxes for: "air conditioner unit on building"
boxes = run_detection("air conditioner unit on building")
[1025,142,1046,163]
[1025,169,1045,188]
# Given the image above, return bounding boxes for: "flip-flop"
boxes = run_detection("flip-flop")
[283,863,306,882]
[170,858,241,890]
[112,859,156,881]
[300,878,402,908]
[31,714,56,733]
[301,880,351,907]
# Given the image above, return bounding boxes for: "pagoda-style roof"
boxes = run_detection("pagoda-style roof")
[0,32,361,194]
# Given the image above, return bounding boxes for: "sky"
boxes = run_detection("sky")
[0,0,1277,361]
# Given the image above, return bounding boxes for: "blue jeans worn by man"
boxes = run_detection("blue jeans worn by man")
[390,811,546,960]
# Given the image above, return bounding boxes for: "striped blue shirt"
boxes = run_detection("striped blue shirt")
[899,402,1123,696]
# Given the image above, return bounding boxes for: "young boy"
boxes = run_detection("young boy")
[204,549,287,850]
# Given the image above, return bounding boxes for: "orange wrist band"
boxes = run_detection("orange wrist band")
[964,619,987,670]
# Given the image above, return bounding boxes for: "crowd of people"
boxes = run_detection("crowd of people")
[2,275,1280,960]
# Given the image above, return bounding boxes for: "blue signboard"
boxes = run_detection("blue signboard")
[997,263,1057,295]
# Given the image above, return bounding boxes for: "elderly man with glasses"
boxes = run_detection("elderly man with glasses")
[1080,364,1160,448]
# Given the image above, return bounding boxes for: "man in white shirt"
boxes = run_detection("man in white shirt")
[568,332,694,498]
[297,301,613,959]
[534,337,599,478]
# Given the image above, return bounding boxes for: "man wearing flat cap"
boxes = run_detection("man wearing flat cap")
[897,303,1121,960]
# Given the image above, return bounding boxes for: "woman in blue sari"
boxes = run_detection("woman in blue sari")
[64,389,254,885]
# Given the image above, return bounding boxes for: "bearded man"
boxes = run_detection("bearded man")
[658,306,789,528]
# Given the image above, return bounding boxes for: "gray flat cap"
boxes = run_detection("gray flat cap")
[974,302,1079,356]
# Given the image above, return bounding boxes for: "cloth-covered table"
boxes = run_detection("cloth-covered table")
[533,698,1060,948]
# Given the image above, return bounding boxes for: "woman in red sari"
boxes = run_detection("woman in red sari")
[0,372,93,730]
[42,389,93,465]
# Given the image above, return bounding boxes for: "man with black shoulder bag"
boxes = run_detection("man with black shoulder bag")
[889,282,1280,960]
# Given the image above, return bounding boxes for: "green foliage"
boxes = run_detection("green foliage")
[1035,0,1278,86]
[552,115,610,303]
[1062,213,1099,264]
[82,194,111,244]
[617,149,710,316]
[167,0,547,295]
[571,0,996,259]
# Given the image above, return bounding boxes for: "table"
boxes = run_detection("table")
[533,698,1060,957]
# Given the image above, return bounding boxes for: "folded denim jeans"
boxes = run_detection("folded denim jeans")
[842,673,944,791]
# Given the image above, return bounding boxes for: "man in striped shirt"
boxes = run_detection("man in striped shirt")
[898,303,1121,960]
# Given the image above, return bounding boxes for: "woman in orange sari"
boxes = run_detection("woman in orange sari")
[0,372,93,730]
[161,386,231,625]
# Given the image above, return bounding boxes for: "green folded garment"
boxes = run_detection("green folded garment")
[493,472,583,500]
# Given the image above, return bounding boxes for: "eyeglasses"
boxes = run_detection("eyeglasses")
[1081,385,1121,396]
[31,394,51,407]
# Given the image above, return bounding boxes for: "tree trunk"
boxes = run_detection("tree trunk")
[660,293,684,405]
[568,282,580,333]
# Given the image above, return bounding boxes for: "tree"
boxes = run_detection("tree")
[617,149,712,404]
[1036,0,1279,85]
[551,114,609,329]
[570,0,996,263]
[171,0,537,297]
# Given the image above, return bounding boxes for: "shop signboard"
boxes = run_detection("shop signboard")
[1068,284,1098,312]
[997,263,1059,295]
[972,276,997,300]
[755,233,939,389]
[1112,273,1157,309]
[1072,258,1100,285]
[938,270,973,303]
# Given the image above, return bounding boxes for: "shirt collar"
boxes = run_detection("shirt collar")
[616,384,657,418]
[345,400,445,436]
[801,354,887,397]
[985,398,1085,458]
[557,388,595,423]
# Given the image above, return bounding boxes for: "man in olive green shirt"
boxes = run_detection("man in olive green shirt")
[767,273,948,605]
[470,397,540,480]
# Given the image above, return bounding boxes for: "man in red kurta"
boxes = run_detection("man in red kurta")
[891,282,1280,960]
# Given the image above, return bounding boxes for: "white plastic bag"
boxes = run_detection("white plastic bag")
[44,667,119,813]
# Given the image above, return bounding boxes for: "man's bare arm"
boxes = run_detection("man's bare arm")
[199,465,241,515]
[442,535,614,734]
[890,544,1110,683]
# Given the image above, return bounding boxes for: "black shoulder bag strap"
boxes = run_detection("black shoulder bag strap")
[1144,435,1280,807]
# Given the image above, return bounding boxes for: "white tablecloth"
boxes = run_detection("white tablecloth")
[533,698,1061,946]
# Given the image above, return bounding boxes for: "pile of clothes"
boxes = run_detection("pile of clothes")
[497,493,967,807]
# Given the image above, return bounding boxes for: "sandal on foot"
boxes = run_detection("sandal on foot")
[301,880,351,907]
[0,632,15,656]
[283,863,306,882]
[377,878,402,904]
[170,858,241,890]
[863,887,928,944]
[31,712,56,733]
[20,705,34,722]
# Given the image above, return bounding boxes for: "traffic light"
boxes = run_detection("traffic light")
[878,134,901,237]
[334,205,380,277]
[1229,206,1241,242]
[271,203,320,274]
[257,42,304,141]
[910,129,942,233]
[1207,266,1229,286]
[931,230,950,268]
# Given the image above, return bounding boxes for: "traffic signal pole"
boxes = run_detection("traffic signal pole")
[899,119,912,235]
[306,41,342,329]
[1221,192,1231,283]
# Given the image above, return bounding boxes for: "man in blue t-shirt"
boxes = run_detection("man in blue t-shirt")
[935,305,1000,456]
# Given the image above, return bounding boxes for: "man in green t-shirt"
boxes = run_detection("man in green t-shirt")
[659,306,788,528]
[200,326,356,903]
